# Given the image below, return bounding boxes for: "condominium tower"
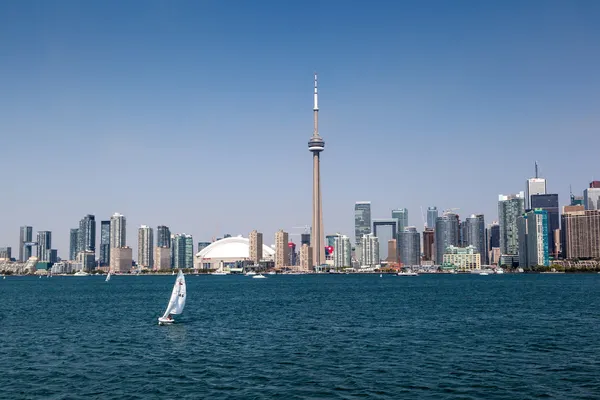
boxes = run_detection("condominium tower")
[138,225,154,268]
[354,201,372,244]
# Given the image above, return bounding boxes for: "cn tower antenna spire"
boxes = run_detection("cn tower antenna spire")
[313,73,319,136]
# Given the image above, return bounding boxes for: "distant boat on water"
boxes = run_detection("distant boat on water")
[74,271,89,276]
[252,274,266,279]
[105,272,111,282]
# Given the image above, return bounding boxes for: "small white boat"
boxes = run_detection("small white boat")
[211,271,228,275]
[39,275,42,279]
[268,271,276,275]
[74,271,89,276]
[158,270,186,325]
[380,274,382,278]
[252,274,266,279]
[495,269,504,274]
[245,271,256,276]
[479,272,489,276]
[105,272,111,282]
[172,270,175,275]
[397,271,418,276]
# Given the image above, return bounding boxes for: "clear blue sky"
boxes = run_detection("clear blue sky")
[2,0,600,257]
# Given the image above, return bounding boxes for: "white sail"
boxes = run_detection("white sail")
[106,272,111,282]
[162,270,186,318]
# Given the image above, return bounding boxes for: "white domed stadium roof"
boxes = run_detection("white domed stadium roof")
[196,236,275,259]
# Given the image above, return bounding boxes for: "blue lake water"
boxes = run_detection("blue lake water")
[1,274,600,399]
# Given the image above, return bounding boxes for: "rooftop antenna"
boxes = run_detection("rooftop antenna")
[535,161,539,179]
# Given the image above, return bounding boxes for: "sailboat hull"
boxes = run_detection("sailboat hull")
[158,317,175,325]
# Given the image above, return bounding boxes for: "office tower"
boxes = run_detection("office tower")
[360,234,379,267]
[392,208,408,235]
[0,247,11,261]
[110,247,132,273]
[465,214,486,264]
[289,242,297,266]
[171,234,185,269]
[249,230,263,264]
[154,247,171,270]
[518,209,549,267]
[137,225,154,268]
[387,239,397,263]
[584,186,600,210]
[399,227,420,267]
[308,74,325,266]
[69,228,79,260]
[488,222,500,249]
[109,213,126,248]
[300,244,313,271]
[333,234,351,267]
[498,192,525,255]
[275,230,289,269]
[301,233,310,246]
[531,194,559,258]
[77,251,95,271]
[78,214,96,253]
[99,221,110,266]
[561,208,600,259]
[525,162,547,209]
[442,246,481,271]
[36,231,52,262]
[354,201,371,244]
[184,235,193,268]
[422,228,434,262]
[435,213,460,264]
[157,225,171,248]
[459,221,468,247]
[19,226,33,262]
[427,207,438,230]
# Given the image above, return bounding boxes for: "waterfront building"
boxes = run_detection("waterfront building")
[78,214,96,254]
[333,234,351,268]
[518,209,549,267]
[354,201,372,244]
[435,213,460,265]
[308,74,326,265]
[154,247,170,271]
[584,187,600,210]
[465,214,486,264]
[77,250,95,272]
[0,247,11,261]
[275,230,289,268]
[19,226,33,262]
[195,236,275,270]
[399,227,420,267]
[69,228,79,260]
[561,207,600,259]
[299,244,313,271]
[137,225,154,268]
[387,239,398,263]
[391,208,408,235]
[109,213,126,248]
[442,245,481,271]
[99,221,110,266]
[110,247,132,273]
[531,194,559,258]
[249,230,263,263]
[360,234,379,267]
[498,192,525,256]
[36,231,52,262]
[157,225,171,248]
[422,228,434,262]
[427,207,438,230]
[489,248,501,265]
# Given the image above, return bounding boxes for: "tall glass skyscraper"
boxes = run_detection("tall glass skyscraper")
[69,228,80,260]
[465,214,486,264]
[498,192,525,255]
[427,207,438,229]
[157,225,171,248]
[110,213,126,248]
[137,225,154,268]
[19,226,33,262]
[99,221,110,266]
[354,202,371,244]
[172,233,193,269]
[531,194,559,257]
[435,213,460,264]
[391,208,408,235]
[78,214,96,253]
[398,227,420,266]
[36,231,52,262]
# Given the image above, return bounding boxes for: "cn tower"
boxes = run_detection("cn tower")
[308,74,325,266]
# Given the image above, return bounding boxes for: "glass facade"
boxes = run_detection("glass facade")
[427,207,438,230]
[100,221,110,266]
[69,228,80,261]
[354,202,371,244]
[78,214,96,253]
[391,208,408,234]
[530,194,559,257]
[435,213,460,264]
[465,214,486,264]
[498,193,525,255]
[157,225,171,248]
[19,226,33,262]
[398,227,420,266]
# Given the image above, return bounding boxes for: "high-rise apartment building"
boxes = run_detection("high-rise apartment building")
[435,213,460,264]
[399,227,420,267]
[157,225,171,248]
[137,225,154,268]
[518,209,549,267]
[249,230,263,264]
[422,228,434,262]
[78,214,96,253]
[391,208,408,235]
[69,228,79,260]
[170,233,193,269]
[154,247,171,270]
[19,226,33,262]
[498,192,525,256]
[109,213,126,248]
[36,231,52,262]
[465,214,486,265]
[354,201,372,244]
[561,208,600,259]
[275,230,289,269]
[387,239,397,263]
[333,234,351,268]
[99,221,110,266]
[427,207,438,230]
[584,187,600,210]
[530,194,559,257]
[110,247,132,273]
[299,244,313,271]
[360,234,379,267]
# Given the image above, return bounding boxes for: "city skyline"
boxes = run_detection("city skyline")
[2,1,600,257]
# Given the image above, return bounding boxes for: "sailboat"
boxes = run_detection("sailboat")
[105,271,111,282]
[252,273,266,279]
[158,270,187,325]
